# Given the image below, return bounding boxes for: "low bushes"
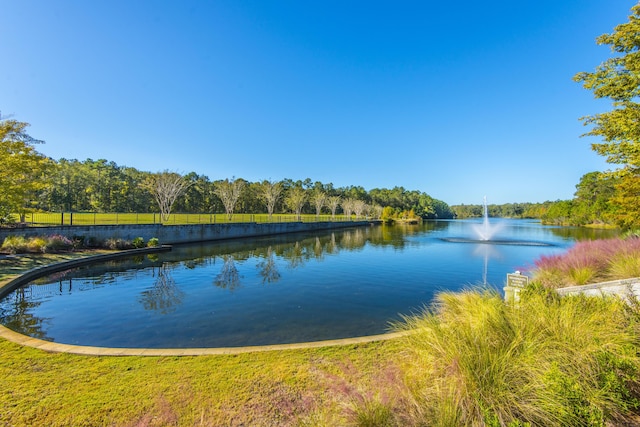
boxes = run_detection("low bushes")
[1,234,73,254]
[1,235,159,254]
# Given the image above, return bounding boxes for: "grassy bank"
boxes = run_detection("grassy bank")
[0,336,403,426]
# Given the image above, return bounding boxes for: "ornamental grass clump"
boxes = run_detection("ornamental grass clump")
[0,235,29,254]
[45,234,74,252]
[393,287,640,426]
[534,237,640,288]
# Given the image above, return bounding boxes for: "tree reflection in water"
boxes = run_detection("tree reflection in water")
[0,288,51,340]
[139,263,185,314]
[257,246,280,284]
[214,255,241,290]
[285,241,306,268]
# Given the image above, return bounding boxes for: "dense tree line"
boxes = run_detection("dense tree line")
[40,159,454,220]
[0,117,454,223]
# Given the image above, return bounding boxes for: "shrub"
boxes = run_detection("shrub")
[27,237,49,253]
[46,234,74,252]
[568,266,598,286]
[1,236,29,254]
[393,288,640,426]
[608,254,640,280]
[147,237,160,247]
[85,236,102,248]
[72,235,85,249]
[132,237,145,249]
[104,238,133,250]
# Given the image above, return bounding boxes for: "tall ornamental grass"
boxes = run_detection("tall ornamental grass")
[393,288,640,426]
[534,237,640,288]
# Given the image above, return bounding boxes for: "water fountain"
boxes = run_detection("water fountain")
[472,196,502,241]
[442,196,551,246]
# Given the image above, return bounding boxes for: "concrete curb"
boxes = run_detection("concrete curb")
[0,245,172,299]
[0,325,408,356]
[0,246,406,356]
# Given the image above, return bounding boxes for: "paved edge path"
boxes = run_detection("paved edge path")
[0,246,408,356]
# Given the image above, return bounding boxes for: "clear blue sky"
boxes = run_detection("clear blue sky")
[2,1,636,205]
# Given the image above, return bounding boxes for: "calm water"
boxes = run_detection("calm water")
[0,220,618,348]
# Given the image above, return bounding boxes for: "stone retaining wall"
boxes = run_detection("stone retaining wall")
[507,277,640,302]
[555,277,640,300]
[0,221,371,245]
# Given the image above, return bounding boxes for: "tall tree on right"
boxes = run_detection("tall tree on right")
[574,3,640,227]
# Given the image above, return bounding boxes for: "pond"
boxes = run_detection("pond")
[0,220,618,348]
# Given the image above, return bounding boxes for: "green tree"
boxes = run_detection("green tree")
[572,171,616,225]
[284,186,307,220]
[0,118,52,223]
[575,3,640,226]
[574,3,640,170]
[610,173,640,229]
[542,200,574,225]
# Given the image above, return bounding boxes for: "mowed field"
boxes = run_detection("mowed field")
[19,212,353,226]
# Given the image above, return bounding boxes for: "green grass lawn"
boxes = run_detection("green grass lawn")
[0,336,401,426]
[20,212,354,226]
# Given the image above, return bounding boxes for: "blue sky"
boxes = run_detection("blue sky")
[1,1,636,205]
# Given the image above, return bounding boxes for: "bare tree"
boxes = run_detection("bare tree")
[371,204,383,219]
[214,255,241,290]
[310,190,326,219]
[353,200,367,219]
[327,196,341,219]
[257,246,280,283]
[145,171,192,222]
[342,198,356,219]
[285,187,307,220]
[258,180,283,220]
[214,178,245,220]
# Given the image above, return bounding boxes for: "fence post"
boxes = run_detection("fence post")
[70,212,73,226]
[61,212,64,225]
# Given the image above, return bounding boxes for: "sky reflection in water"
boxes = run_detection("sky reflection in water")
[0,220,618,348]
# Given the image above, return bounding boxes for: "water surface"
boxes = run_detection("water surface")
[0,220,618,348]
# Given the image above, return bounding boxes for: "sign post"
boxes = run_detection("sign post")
[504,271,529,303]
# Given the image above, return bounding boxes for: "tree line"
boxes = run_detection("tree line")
[0,118,454,224]
[451,170,617,226]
